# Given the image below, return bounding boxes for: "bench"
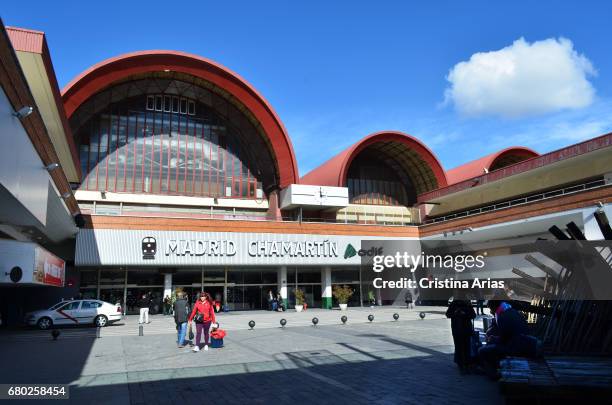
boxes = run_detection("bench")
[499,356,612,404]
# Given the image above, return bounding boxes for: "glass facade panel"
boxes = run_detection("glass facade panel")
[76,89,268,199]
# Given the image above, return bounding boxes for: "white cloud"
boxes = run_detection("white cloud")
[444,37,597,118]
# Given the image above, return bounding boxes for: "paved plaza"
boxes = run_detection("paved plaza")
[0,307,502,404]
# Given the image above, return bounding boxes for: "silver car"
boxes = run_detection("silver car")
[25,300,122,330]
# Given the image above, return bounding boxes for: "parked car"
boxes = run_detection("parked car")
[24,300,122,330]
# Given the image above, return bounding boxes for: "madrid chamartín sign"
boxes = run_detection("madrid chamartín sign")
[76,229,412,266]
[164,239,340,258]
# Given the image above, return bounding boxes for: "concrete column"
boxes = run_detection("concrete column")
[266,189,283,221]
[164,273,172,300]
[123,268,128,316]
[278,266,288,308]
[321,266,332,309]
[96,268,101,299]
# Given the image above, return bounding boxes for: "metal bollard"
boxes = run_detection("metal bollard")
[139,324,144,336]
[96,327,101,338]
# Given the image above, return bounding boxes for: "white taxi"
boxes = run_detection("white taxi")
[25,300,122,330]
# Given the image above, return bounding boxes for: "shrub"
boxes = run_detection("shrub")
[294,288,306,305]
[333,285,354,304]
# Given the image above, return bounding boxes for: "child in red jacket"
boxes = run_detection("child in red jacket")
[210,322,226,348]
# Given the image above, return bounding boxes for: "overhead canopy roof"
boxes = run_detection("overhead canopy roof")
[301,131,447,195]
[7,27,81,182]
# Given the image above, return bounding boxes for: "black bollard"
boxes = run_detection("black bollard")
[419,312,426,319]
[312,317,319,327]
[96,327,101,338]
[280,318,287,328]
[393,313,399,321]
[368,314,374,322]
[139,324,144,336]
[51,329,60,341]
[341,315,347,324]
[249,320,255,330]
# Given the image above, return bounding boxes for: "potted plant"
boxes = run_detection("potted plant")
[333,285,354,311]
[294,289,305,312]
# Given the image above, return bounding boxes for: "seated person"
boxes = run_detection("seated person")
[478,299,540,379]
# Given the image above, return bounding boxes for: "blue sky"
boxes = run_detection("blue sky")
[3,1,612,175]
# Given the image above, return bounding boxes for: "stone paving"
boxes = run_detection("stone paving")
[0,307,501,405]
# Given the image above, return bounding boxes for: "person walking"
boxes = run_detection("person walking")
[189,292,216,352]
[174,291,190,348]
[267,290,274,311]
[163,295,171,315]
[138,292,151,324]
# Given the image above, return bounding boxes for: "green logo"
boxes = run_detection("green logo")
[344,244,357,259]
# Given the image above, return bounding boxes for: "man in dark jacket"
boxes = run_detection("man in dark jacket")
[478,300,539,378]
[174,292,190,348]
[138,293,151,324]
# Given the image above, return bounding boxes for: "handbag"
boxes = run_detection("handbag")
[187,322,194,340]
[193,312,204,324]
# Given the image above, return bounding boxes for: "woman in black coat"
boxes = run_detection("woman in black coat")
[446,299,476,373]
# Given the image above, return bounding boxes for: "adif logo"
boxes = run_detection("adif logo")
[142,237,157,260]
[344,244,357,259]
[344,244,384,259]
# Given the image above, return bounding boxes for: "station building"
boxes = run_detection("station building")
[1,21,611,321]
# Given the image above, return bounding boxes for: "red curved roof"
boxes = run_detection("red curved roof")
[301,131,447,192]
[61,50,298,187]
[446,147,539,185]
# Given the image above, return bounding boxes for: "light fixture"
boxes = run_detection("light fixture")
[45,163,60,171]
[163,69,171,72]
[13,106,34,119]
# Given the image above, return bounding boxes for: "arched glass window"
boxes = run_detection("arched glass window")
[72,76,279,199]
[347,151,414,206]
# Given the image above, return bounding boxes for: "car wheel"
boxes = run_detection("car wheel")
[37,317,52,330]
[94,315,108,327]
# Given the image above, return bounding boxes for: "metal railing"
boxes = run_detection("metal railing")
[424,179,607,225]
[81,203,422,226]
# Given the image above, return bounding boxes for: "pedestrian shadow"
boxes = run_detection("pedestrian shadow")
[64,347,502,405]
[357,333,450,358]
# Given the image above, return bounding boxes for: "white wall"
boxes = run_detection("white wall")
[0,88,49,225]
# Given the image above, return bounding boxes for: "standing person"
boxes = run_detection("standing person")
[174,291,190,348]
[446,298,476,373]
[267,290,274,311]
[276,293,285,312]
[404,291,413,309]
[163,295,171,315]
[189,292,216,352]
[138,292,151,324]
